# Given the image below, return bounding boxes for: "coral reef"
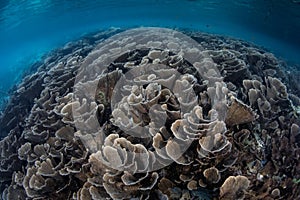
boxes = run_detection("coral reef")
[0,28,299,200]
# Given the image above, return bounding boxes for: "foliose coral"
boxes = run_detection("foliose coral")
[0,28,299,200]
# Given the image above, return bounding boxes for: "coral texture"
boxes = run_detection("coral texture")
[0,28,299,200]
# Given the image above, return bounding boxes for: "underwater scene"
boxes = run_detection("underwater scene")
[0,0,299,199]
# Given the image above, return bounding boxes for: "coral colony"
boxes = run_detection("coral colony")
[0,28,299,200]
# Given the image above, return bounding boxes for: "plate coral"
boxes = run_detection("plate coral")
[0,28,299,200]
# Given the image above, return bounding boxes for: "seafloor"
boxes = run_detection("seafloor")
[0,28,299,200]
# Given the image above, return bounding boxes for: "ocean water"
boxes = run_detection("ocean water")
[0,0,299,199]
[0,0,300,99]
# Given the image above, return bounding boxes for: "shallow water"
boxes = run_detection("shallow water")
[0,1,300,199]
[0,0,300,100]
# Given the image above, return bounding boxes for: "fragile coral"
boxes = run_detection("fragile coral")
[219,175,250,200]
[0,28,299,200]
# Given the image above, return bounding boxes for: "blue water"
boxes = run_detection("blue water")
[0,0,300,102]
